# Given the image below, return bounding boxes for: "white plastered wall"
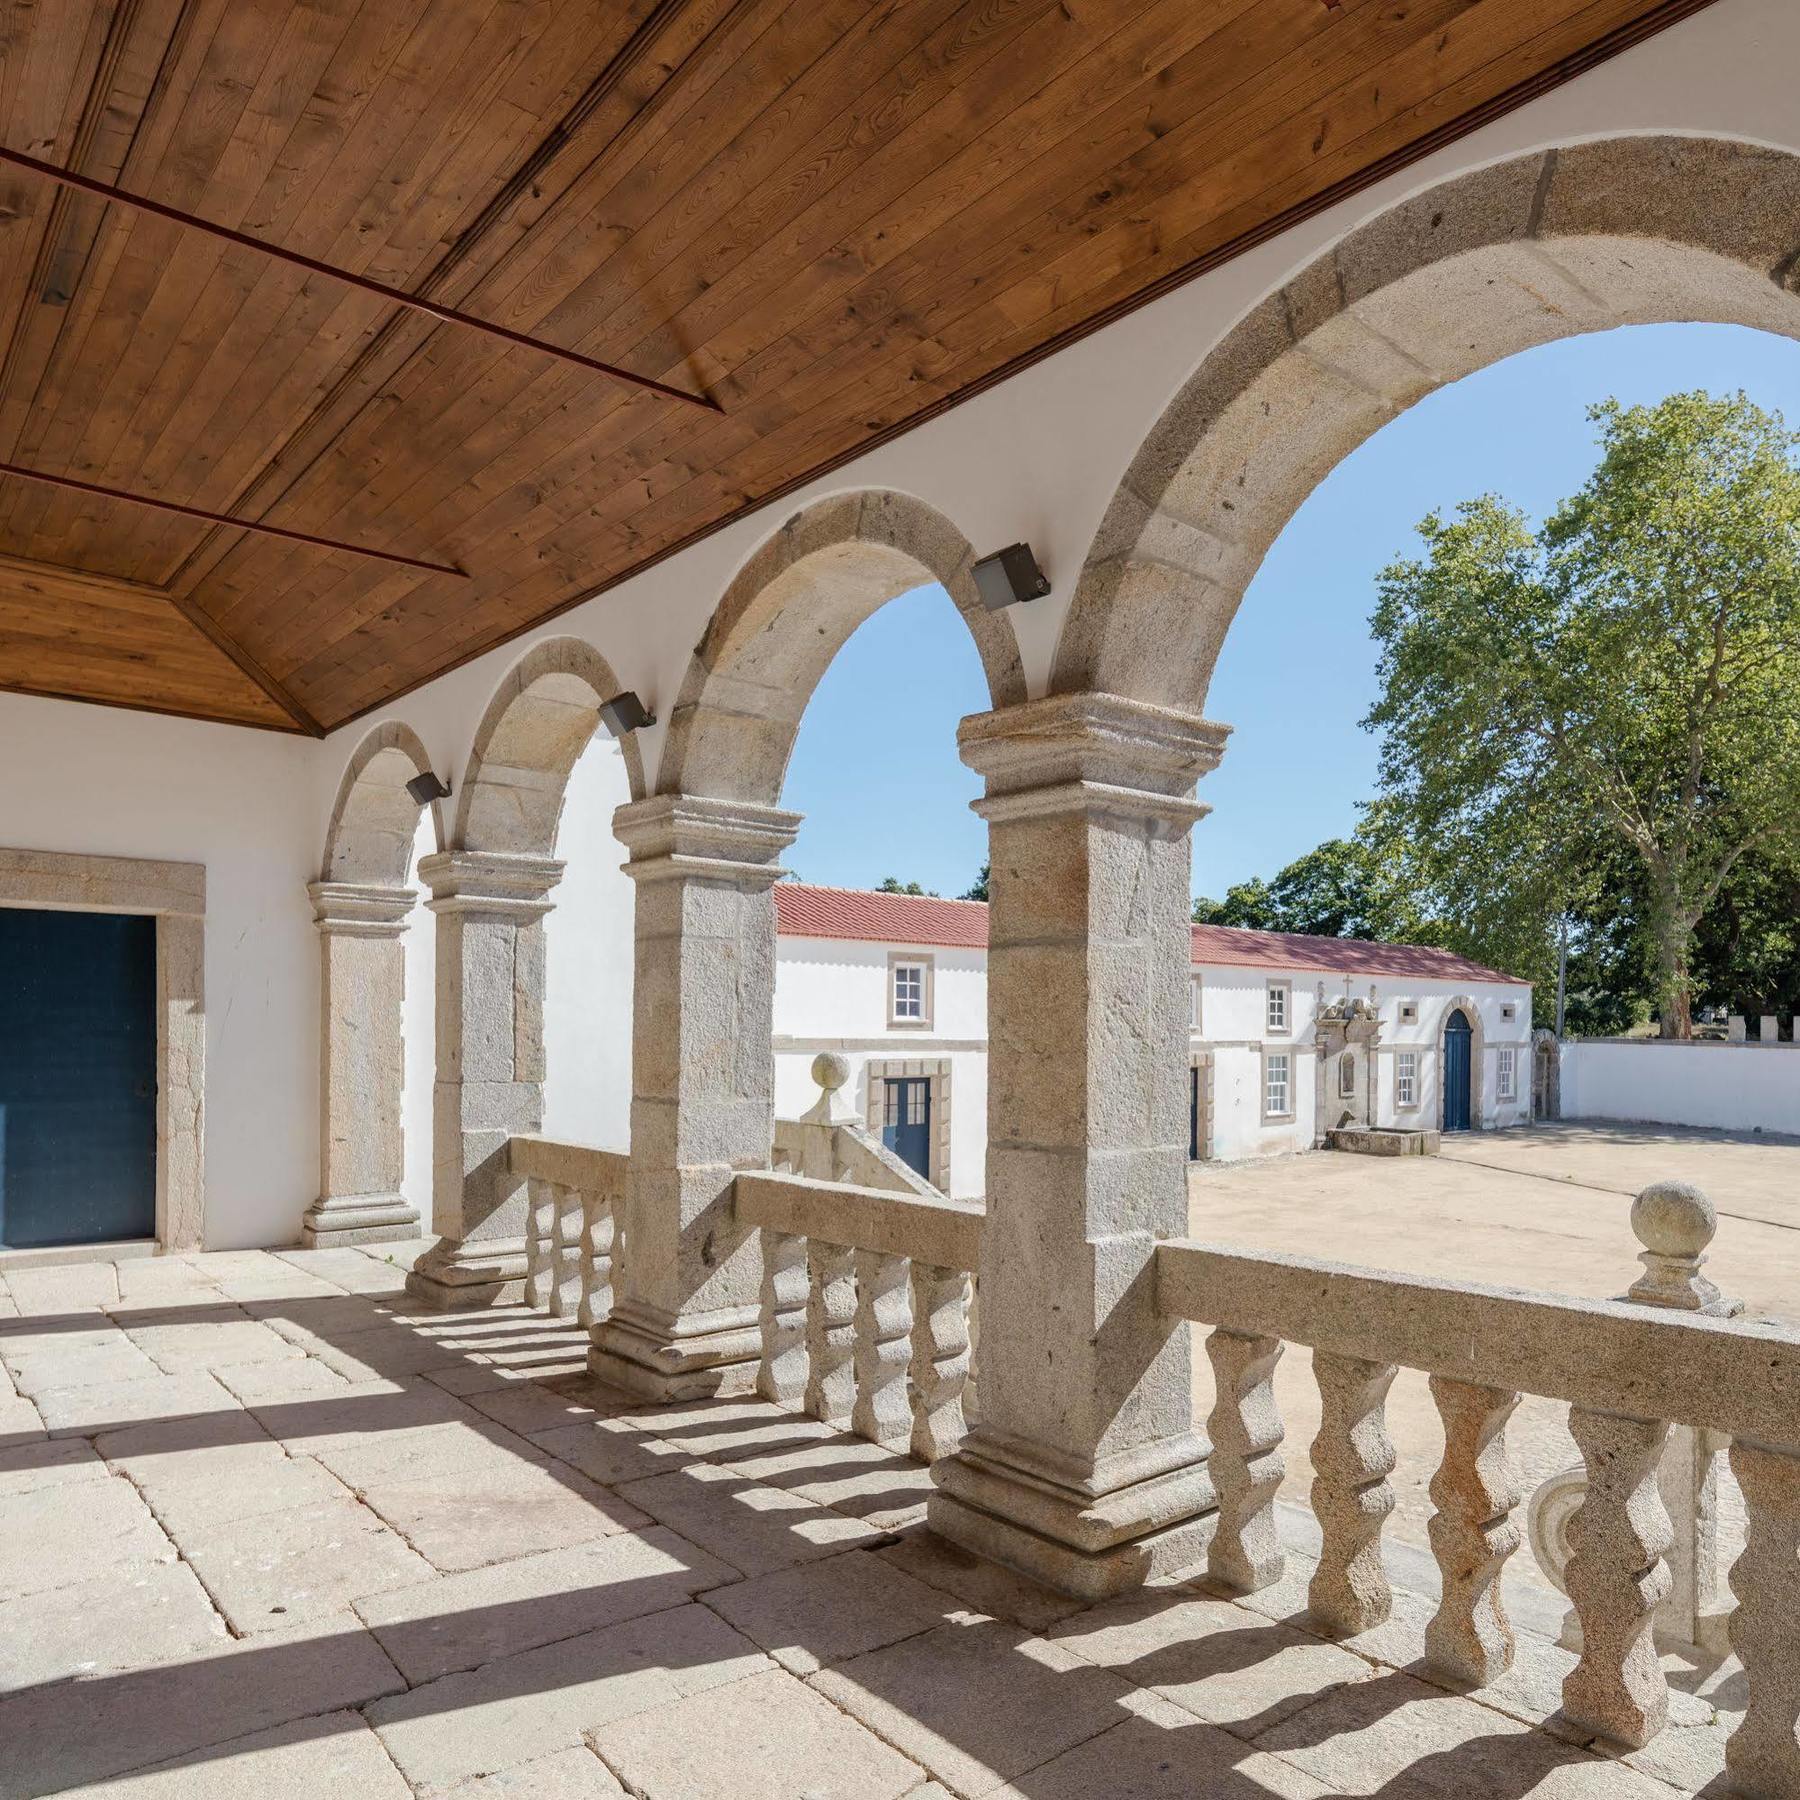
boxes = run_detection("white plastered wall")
[0,0,1787,1245]
[1562,1040,1800,1133]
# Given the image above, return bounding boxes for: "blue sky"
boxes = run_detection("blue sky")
[780,323,1800,901]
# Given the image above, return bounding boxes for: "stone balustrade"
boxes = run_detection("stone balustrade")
[508,1136,627,1330]
[1156,1191,1800,1798]
[733,1168,984,1464]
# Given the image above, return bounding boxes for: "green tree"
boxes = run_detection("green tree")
[1192,824,1440,942]
[876,876,937,897]
[1365,391,1800,1038]
[960,864,990,903]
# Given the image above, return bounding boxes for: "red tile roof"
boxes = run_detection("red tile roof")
[774,883,1527,986]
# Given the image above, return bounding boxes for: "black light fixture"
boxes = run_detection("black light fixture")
[971,542,1051,611]
[599,690,657,735]
[405,771,451,806]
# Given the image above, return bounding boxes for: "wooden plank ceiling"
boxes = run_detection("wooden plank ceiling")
[0,0,1718,734]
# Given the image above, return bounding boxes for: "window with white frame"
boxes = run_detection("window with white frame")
[1398,1000,1418,1024]
[1501,1003,1516,1022]
[1396,1049,1419,1109]
[890,957,929,1026]
[1497,1046,1517,1102]
[1265,980,1290,1034]
[1264,1050,1292,1120]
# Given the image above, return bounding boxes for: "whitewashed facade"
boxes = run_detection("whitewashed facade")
[772,885,1533,1195]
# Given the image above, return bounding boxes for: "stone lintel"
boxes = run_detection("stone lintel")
[307,880,416,936]
[958,692,1231,806]
[418,849,563,919]
[612,793,801,885]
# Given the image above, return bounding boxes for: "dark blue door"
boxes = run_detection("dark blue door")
[882,1077,932,1181]
[1443,1008,1473,1133]
[0,909,157,1248]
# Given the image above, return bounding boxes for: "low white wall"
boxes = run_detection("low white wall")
[1562,1040,1800,1134]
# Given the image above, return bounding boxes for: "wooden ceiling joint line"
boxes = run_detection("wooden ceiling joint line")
[0,457,466,577]
[0,143,724,414]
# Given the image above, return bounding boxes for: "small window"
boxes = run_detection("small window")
[1497,1046,1517,1103]
[1264,1051,1292,1120]
[1338,1050,1355,1098]
[1397,1050,1419,1109]
[890,959,928,1025]
[1501,1002,1517,1023]
[1266,981,1290,1034]
[1398,1001,1419,1024]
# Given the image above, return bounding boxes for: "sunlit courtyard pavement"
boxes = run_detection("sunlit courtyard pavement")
[0,1226,1756,1798]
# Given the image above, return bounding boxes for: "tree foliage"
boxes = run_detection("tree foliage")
[1364,391,1800,1037]
[876,876,937,897]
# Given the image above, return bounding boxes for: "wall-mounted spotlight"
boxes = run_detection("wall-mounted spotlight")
[599,690,657,735]
[405,771,452,806]
[971,542,1051,611]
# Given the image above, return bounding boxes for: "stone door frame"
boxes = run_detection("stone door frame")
[863,1055,952,1193]
[0,847,206,1255]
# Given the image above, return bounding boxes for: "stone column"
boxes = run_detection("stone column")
[588,794,801,1399]
[407,850,562,1308]
[301,882,421,1248]
[928,692,1231,1599]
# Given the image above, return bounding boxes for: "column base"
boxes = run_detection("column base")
[300,1194,421,1250]
[406,1236,528,1310]
[927,1429,1217,1601]
[587,1298,762,1402]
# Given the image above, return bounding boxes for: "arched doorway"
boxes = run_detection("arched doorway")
[1443,1008,1474,1133]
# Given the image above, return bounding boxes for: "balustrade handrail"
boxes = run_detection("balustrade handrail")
[1156,1238,1800,1450]
[734,1169,983,1271]
[509,1133,629,1192]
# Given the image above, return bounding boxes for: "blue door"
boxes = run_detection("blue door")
[0,909,157,1248]
[882,1077,932,1181]
[1443,1008,1473,1133]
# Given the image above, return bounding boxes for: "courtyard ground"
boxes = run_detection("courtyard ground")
[0,1126,1781,1796]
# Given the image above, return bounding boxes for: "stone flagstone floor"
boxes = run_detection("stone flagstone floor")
[0,1246,1746,1798]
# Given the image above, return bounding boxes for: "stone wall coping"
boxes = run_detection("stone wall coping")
[1157,1239,1800,1450]
[509,1134,629,1192]
[1564,1036,1799,1050]
[734,1169,983,1271]
[0,846,205,916]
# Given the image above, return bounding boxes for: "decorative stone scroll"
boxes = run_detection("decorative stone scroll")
[1206,1328,1286,1593]
[1425,1377,1522,1685]
[1308,1352,1396,1635]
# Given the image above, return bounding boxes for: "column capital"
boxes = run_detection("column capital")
[307,880,416,937]
[958,693,1231,830]
[612,793,802,888]
[417,849,563,920]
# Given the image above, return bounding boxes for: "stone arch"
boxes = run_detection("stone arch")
[658,489,1027,805]
[455,636,647,854]
[322,720,435,885]
[1054,135,1800,708]
[1440,995,1487,1130]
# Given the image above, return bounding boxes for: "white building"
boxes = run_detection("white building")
[772,885,1533,1195]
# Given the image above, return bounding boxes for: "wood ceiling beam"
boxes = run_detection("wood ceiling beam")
[0,142,724,414]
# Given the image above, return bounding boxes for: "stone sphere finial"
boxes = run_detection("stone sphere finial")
[811,1051,851,1095]
[1622,1179,1739,1317]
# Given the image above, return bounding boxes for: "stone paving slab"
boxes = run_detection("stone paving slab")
[531,1416,695,1486]
[5,1338,162,1396]
[589,1665,925,1799]
[0,1474,174,1600]
[462,1377,610,1437]
[355,1524,739,1684]
[616,1462,890,1579]
[177,1493,437,1633]
[443,1745,628,1798]
[251,1375,473,1454]
[2,1261,119,1312]
[0,1558,227,1692]
[0,1614,406,1797]
[315,1325,468,1382]
[56,1709,416,1799]
[367,1602,769,1793]
[0,1393,44,1442]
[875,1524,1086,1633]
[34,1369,237,1437]
[718,1433,936,1528]
[0,1434,106,1497]
[132,1443,353,1538]
[701,1547,955,1674]
[125,1314,306,1372]
[211,1353,355,1405]
[310,1414,548,1489]
[809,1616,1142,1798]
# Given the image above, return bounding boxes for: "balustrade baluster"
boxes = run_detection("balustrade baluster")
[804,1240,857,1425]
[1309,1352,1397,1635]
[851,1250,913,1450]
[551,1191,583,1318]
[578,1192,615,1330]
[756,1228,809,1408]
[1206,1328,1286,1593]
[1561,1407,1672,1748]
[909,1263,971,1464]
[1725,1438,1800,1797]
[526,1177,556,1313]
[1425,1377,1522,1685]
